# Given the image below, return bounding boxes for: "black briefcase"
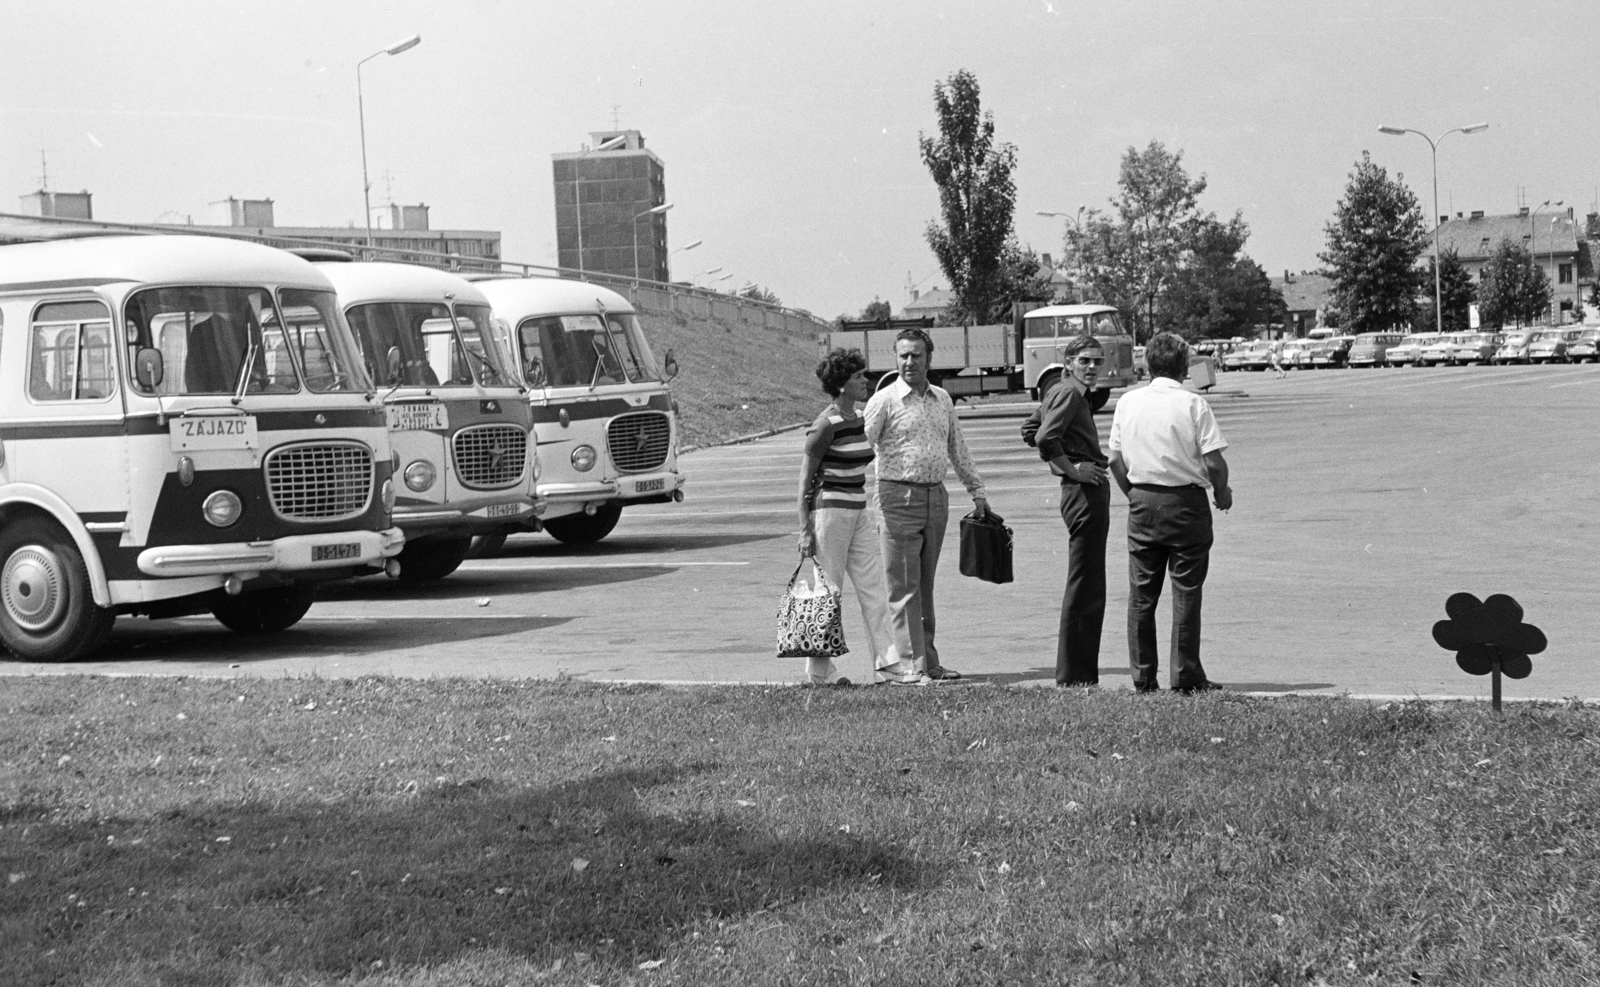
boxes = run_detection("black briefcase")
[958,509,1013,585]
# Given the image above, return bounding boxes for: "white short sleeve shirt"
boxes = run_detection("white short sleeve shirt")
[1107,377,1227,488]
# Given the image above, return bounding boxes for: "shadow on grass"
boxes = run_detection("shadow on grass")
[2,763,927,985]
[84,615,572,665]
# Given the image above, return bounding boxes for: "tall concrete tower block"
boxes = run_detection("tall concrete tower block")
[552,130,668,281]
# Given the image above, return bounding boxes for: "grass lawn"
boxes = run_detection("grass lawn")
[2,678,1597,986]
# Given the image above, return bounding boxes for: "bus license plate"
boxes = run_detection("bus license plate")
[387,403,448,431]
[634,477,665,494]
[170,414,258,451]
[486,502,524,518]
[312,542,361,562]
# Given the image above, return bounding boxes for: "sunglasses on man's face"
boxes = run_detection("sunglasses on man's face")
[1074,356,1105,367]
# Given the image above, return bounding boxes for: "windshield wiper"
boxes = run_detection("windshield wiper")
[231,339,259,406]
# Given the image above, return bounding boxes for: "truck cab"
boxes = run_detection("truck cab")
[474,277,684,546]
[0,235,404,661]
[316,262,539,580]
[1020,304,1138,409]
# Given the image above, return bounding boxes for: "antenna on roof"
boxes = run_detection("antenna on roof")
[36,150,51,191]
[611,104,622,130]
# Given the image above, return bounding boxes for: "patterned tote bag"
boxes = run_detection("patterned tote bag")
[775,557,848,659]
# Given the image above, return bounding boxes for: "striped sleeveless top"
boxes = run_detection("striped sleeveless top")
[803,405,874,510]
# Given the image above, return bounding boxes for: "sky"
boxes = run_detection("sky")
[2,0,1595,319]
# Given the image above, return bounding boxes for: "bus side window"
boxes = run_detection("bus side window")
[30,300,115,402]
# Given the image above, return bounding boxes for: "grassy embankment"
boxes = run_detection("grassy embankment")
[637,311,824,450]
[3,678,1597,986]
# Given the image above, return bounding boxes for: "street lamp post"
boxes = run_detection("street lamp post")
[1037,206,1087,302]
[668,239,702,281]
[571,134,628,275]
[357,34,422,257]
[631,203,673,281]
[1378,122,1488,334]
[694,266,724,288]
[1549,215,1562,325]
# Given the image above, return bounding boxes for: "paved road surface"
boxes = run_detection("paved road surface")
[8,363,1600,701]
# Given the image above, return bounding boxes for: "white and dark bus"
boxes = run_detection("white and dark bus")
[0,235,404,661]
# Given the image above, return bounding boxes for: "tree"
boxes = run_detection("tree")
[859,299,892,322]
[995,240,1056,307]
[919,69,1018,324]
[1159,216,1284,339]
[1477,239,1551,328]
[1070,141,1212,341]
[1320,152,1427,333]
[1415,248,1476,332]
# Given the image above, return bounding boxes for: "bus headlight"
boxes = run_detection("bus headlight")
[404,460,437,492]
[202,490,243,528]
[571,444,597,472]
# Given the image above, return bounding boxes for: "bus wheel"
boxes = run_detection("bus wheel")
[544,502,623,545]
[212,586,315,634]
[397,535,474,582]
[1088,388,1111,412]
[466,531,509,559]
[0,518,115,662]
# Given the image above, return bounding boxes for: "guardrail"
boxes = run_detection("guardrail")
[0,212,833,336]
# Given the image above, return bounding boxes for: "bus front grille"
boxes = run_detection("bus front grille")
[453,424,528,490]
[264,442,374,521]
[607,412,671,473]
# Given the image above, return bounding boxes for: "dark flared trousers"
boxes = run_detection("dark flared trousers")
[1056,480,1110,685]
[1125,484,1213,689]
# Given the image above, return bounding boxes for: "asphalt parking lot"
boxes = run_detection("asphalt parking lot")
[8,361,1600,700]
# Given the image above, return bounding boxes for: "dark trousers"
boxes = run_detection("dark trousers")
[1125,485,1213,689]
[1057,480,1110,685]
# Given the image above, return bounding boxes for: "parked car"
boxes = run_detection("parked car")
[1347,332,1403,367]
[1446,332,1504,365]
[1229,340,1273,371]
[1311,335,1355,368]
[1281,339,1314,369]
[1388,333,1441,367]
[1567,328,1600,363]
[1494,330,1536,364]
[1417,332,1466,366]
[1527,328,1582,364]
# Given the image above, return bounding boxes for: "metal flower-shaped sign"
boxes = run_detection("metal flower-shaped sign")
[1431,592,1547,711]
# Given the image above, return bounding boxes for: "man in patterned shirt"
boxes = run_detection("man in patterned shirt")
[863,328,990,682]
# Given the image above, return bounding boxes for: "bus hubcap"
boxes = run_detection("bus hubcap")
[4,546,66,632]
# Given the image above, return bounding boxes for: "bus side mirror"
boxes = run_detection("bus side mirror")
[135,347,164,390]
[386,346,402,385]
[663,348,679,381]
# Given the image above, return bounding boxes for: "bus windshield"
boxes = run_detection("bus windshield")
[453,304,515,387]
[275,290,371,393]
[127,285,299,395]
[514,312,662,388]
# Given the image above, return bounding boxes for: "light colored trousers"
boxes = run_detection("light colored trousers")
[806,506,896,684]
[876,480,950,673]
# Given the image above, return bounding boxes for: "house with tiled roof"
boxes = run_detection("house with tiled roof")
[1429,208,1582,323]
[1269,272,1334,337]
[902,286,953,320]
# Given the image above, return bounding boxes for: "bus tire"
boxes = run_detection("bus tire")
[466,531,509,559]
[396,535,474,582]
[0,517,116,662]
[1088,388,1111,412]
[544,502,623,545]
[212,586,315,634]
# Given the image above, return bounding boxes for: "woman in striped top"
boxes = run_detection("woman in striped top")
[797,349,919,686]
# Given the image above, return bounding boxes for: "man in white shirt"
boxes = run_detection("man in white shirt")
[1107,332,1233,694]
[863,328,990,682]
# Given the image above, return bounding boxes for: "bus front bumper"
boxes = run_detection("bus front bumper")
[137,527,406,579]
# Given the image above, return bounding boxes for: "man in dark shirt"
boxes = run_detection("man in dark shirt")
[1032,336,1111,686]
